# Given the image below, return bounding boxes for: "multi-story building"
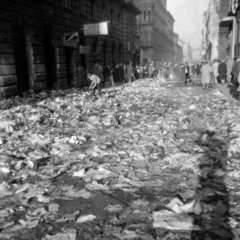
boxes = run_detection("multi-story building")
[134,0,175,64]
[202,0,232,60]
[192,48,202,61]
[179,39,193,61]
[0,0,140,97]
[228,0,240,59]
[173,33,183,64]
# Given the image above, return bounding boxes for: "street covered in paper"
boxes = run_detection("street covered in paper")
[0,79,240,240]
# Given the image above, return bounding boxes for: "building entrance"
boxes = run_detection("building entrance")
[13,27,30,94]
[65,47,75,86]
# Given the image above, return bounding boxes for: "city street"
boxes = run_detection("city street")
[0,79,240,240]
[1,0,240,239]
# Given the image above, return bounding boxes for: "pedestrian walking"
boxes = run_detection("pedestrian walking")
[139,64,143,79]
[143,64,148,79]
[102,64,110,87]
[232,58,240,88]
[212,59,219,83]
[109,63,115,87]
[168,62,174,80]
[180,63,186,83]
[196,62,201,76]
[113,63,119,82]
[75,63,85,87]
[173,64,180,81]
[201,61,213,89]
[226,58,233,83]
[148,61,154,78]
[218,60,227,84]
[185,62,190,84]
[123,63,127,82]
[127,62,134,82]
[135,65,140,80]
[93,59,104,84]
[118,63,124,82]
[152,67,159,80]
[162,63,169,80]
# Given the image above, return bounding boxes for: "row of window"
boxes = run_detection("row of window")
[62,0,121,25]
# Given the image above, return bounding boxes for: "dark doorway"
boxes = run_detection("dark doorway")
[13,27,30,93]
[43,30,57,89]
[103,39,108,66]
[65,47,75,86]
[133,52,136,67]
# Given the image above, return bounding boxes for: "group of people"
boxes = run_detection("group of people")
[78,57,240,96]
[195,59,240,89]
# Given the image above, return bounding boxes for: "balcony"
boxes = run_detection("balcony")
[139,40,153,48]
[138,19,154,26]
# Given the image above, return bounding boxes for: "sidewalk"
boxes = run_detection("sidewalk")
[217,83,239,101]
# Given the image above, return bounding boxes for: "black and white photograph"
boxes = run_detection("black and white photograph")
[0,0,240,239]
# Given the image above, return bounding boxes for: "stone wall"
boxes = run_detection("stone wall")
[203,0,230,60]
[0,0,140,97]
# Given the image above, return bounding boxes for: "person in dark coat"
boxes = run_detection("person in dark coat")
[113,63,119,82]
[180,63,186,83]
[185,62,190,84]
[161,63,169,80]
[196,62,201,76]
[143,64,148,79]
[118,63,124,82]
[173,64,180,80]
[218,60,227,84]
[232,59,240,87]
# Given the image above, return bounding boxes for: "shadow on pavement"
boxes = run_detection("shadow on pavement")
[191,131,234,240]
[227,84,239,100]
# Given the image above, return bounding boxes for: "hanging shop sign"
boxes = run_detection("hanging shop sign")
[79,45,90,54]
[84,21,109,36]
[62,32,79,47]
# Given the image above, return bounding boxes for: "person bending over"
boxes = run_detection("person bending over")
[87,73,102,96]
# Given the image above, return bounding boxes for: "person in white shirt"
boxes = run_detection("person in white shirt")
[201,61,213,89]
[212,59,219,83]
[87,73,102,96]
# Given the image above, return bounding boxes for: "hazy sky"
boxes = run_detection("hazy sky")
[167,0,209,49]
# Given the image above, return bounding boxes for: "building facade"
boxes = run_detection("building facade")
[173,33,183,64]
[133,0,175,64]
[202,0,231,60]
[229,0,240,60]
[192,48,202,61]
[178,39,193,61]
[0,0,140,97]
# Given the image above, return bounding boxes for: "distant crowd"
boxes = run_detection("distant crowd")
[75,58,240,96]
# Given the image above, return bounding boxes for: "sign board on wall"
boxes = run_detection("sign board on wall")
[62,32,79,48]
[64,32,79,42]
[84,22,109,36]
[79,46,90,54]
